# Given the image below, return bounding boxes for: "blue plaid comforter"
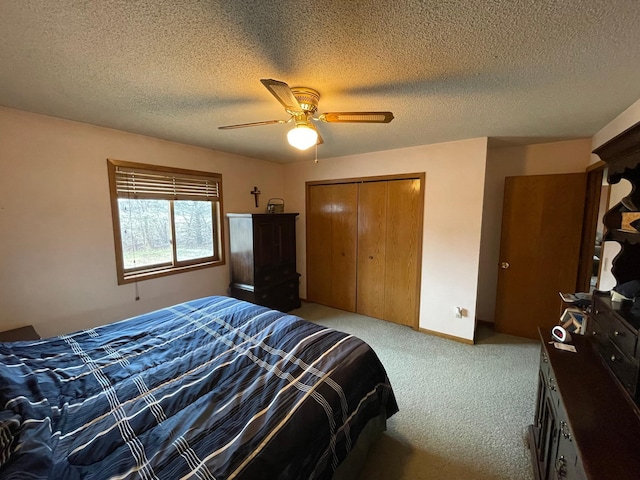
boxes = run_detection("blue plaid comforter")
[0,296,397,479]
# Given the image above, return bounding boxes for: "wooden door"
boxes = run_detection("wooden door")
[307,185,333,306]
[307,183,358,311]
[494,173,587,339]
[357,181,388,318]
[384,179,422,326]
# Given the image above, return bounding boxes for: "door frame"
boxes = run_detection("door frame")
[305,172,425,329]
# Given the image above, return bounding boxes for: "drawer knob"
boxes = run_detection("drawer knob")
[591,331,597,336]
[548,378,556,391]
[611,355,617,362]
[560,421,572,440]
[614,330,622,337]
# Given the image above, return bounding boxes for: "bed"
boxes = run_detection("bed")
[0,296,397,479]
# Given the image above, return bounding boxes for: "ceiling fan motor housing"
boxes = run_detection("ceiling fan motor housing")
[290,87,320,114]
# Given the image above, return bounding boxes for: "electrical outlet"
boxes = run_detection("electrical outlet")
[455,307,463,318]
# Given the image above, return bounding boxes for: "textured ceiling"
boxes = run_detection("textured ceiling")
[1,1,640,163]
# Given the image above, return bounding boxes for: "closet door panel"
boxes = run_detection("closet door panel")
[357,181,387,319]
[307,175,422,326]
[307,185,333,306]
[384,179,422,326]
[330,183,358,312]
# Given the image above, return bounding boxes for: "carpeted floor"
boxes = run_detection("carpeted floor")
[291,302,539,480]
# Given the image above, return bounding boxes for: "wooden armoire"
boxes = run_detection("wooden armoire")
[306,174,424,327]
[227,213,301,312]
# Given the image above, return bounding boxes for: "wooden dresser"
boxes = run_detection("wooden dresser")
[529,330,640,480]
[529,121,640,479]
[227,213,301,312]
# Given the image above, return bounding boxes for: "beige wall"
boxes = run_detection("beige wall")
[477,139,593,323]
[283,138,488,341]
[6,94,638,342]
[0,107,284,337]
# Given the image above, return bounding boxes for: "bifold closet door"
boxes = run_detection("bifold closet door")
[307,183,358,311]
[356,181,387,318]
[383,179,421,326]
[357,179,421,326]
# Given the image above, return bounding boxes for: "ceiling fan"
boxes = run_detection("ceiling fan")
[218,79,394,150]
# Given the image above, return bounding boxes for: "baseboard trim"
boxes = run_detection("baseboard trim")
[418,327,475,345]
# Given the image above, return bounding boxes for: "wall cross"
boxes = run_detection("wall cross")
[250,186,261,208]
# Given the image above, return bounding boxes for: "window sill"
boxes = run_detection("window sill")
[118,259,225,285]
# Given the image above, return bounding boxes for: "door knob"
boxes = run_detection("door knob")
[500,262,510,269]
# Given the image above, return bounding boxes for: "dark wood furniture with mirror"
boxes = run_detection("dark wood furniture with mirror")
[528,121,640,479]
[591,120,640,405]
[227,213,301,312]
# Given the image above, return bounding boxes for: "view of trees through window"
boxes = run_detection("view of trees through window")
[118,199,214,270]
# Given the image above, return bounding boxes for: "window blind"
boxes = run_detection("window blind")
[114,166,221,201]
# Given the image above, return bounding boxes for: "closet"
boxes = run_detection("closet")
[306,174,423,327]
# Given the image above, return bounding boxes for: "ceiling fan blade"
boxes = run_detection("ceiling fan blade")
[260,79,303,113]
[318,111,394,123]
[218,119,287,130]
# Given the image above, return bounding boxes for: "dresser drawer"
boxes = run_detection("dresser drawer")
[611,323,637,360]
[230,279,300,312]
[588,315,607,348]
[593,308,637,359]
[599,339,639,394]
[255,262,297,285]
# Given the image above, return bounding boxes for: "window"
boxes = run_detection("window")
[107,159,224,284]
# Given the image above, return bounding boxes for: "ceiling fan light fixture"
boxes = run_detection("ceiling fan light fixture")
[219,80,394,151]
[287,124,318,150]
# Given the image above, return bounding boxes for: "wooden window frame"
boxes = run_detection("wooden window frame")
[107,159,225,285]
